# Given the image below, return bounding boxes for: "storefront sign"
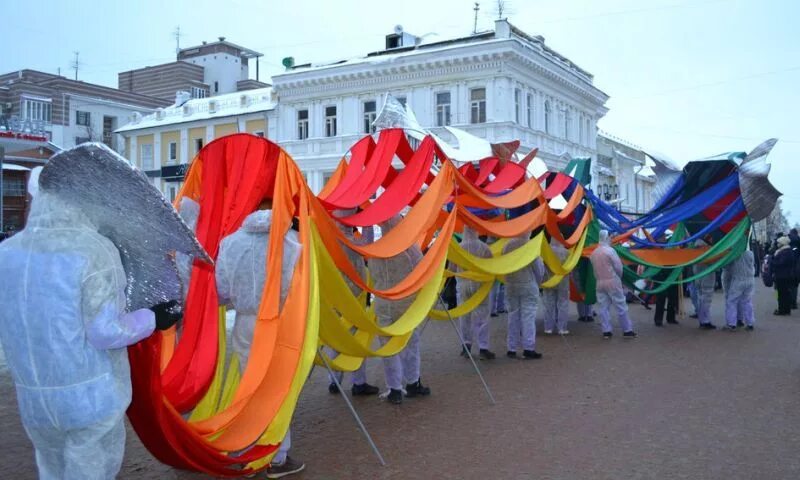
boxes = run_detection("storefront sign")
[0,115,50,141]
[161,163,189,181]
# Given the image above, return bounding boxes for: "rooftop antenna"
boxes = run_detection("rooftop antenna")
[173,26,184,55]
[473,2,480,34]
[71,51,81,81]
[491,0,514,20]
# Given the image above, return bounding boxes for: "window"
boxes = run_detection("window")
[167,184,179,203]
[579,115,584,144]
[191,87,207,99]
[168,142,177,162]
[435,92,451,127]
[297,109,309,140]
[363,101,377,134]
[469,88,486,124]
[140,144,154,170]
[527,93,533,128]
[254,131,265,137]
[564,110,571,140]
[325,105,337,137]
[75,136,90,145]
[396,96,407,107]
[23,99,52,122]
[585,119,591,143]
[102,116,114,147]
[514,88,521,123]
[214,81,219,93]
[194,138,203,154]
[76,110,91,127]
[2,177,26,197]
[544,100,552,134]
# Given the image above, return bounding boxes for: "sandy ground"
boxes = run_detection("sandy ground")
[1,283,799,479]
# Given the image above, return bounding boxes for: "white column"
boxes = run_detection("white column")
[154,131,162,168]
[130,136,138,169]
[205,124,214,143]
[237,116,246,133]
[180,129,189,164]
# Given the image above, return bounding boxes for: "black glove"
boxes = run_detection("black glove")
[150,300,182,331]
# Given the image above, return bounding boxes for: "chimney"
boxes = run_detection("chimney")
[494,18,511,38]
[175,90,191,106]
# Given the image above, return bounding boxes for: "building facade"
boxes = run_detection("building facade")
[0,70,169,152]
[270,19,609,193]
[118,37,269,101]
[595,132,655,215]
[116,87,275,201]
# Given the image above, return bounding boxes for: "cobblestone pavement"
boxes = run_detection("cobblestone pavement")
[1,283,799,479]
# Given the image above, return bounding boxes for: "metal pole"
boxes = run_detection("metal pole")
[437,295,496,405]
[0,146,4,233]
[316,348,387,466]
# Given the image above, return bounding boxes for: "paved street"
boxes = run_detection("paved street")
[2,283,799,479]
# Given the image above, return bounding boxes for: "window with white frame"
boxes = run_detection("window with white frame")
[76,110,91,127]
[579,115,585,144]
[564,110,571,140]
[140,144,154,170]
[325,105,337,137]
[544,100,552,134]
[297,109,309,140]
[470,87,486,124]
[514,88,521,124]
[168,142,177,163]
[435,92,451,127]
[363,101,377,134]
[23,98,52,122]
[526,93,533,128]
[191,87,208,99]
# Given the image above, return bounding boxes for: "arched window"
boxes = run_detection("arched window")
[544,100,551,134]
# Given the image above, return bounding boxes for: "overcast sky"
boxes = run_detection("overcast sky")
[3,0,798,222]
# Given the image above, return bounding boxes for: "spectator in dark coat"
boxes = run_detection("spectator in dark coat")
[789,229,800,309]
[771,236,795,316]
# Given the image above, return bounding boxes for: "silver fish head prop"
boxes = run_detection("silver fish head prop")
[738,138,780,222]
[38,142,212,311]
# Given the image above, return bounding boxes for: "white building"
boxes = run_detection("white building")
[118,38,269,102]
[596,131,655,215]
[271,19,609,193]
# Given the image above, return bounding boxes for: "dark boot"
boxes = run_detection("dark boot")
[405,379,431,397]
[351,383,379,396]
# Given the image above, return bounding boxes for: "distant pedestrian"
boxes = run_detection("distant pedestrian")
[770,236,795,316]
[589,230,637,339]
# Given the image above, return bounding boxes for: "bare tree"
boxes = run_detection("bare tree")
[765,198,790,239]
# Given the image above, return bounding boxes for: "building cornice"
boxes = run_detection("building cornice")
[272,38,608,113]
[505,43,609,108]
[274,50,509,100]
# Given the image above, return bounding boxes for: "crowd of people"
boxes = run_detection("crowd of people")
[760,229,800,316]
[0,170,774,478]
